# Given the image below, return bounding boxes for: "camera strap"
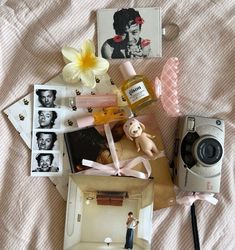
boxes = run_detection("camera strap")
[191,203,200,250]
[176,192,218,250]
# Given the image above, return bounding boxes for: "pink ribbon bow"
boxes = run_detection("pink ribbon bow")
[176,192,218,206]
[82,156,151,179]
[81,124,154,179]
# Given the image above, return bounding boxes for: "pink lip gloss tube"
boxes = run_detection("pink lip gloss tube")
[75,94,118,108]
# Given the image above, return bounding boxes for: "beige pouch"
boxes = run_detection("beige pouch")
[98,114,175,210]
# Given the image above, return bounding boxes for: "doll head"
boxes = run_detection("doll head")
[123,118,145,140]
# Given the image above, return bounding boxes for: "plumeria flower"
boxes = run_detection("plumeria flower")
[62,40,109,88]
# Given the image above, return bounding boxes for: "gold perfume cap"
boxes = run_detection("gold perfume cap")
[119,61,136,81]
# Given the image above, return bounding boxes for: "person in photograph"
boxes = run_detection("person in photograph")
[124,212,139,250]
[38,110,58,129]
[36,132,57,150]
[36,89,57,108]
[101,8,152,59]
[67,127,109,172]
[33,153,59,172]
[71,122,142,172]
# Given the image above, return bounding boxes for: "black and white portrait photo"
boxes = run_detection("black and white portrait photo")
[32,153,59,173]
[35,88,60,108]
[97,8,162,59]
[34,131,59,150]
[35,110,60,129]
[31,85,65,176]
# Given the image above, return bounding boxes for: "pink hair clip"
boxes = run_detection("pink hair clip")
[154,57,181,117]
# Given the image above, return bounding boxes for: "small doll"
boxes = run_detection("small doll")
[123,118,159,158]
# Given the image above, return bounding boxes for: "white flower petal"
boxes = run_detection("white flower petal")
[62,63,81,83]
[80,70,96,88]
[62,46,80,64]
[81,40,95,56]
[92,57,109,75]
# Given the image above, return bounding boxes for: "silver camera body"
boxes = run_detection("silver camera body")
[173,116,225,193]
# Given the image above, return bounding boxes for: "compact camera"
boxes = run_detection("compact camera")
[173,116,225,193]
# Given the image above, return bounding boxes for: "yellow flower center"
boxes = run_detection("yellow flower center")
[77,53,97,72]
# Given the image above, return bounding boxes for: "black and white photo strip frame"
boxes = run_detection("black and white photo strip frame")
[97,7,162,59]
[31,85,65,176]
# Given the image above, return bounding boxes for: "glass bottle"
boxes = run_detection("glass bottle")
[77,107,132,129]
[119,61,157,114]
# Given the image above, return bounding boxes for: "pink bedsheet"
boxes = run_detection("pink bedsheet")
[1,1,235,249]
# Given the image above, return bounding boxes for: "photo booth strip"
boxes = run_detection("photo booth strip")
[31,85,66,176]
[4,73,123,196]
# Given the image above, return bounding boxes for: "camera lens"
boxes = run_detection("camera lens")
[196,137,223,165]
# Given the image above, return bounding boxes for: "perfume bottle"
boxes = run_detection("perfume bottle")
[77,107,133,129]
[68,94,117,110]
[75,94,117,108]
[119,61,156,113]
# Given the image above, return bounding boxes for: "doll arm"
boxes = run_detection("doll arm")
[145,133,155,139]
[135,139,141,152]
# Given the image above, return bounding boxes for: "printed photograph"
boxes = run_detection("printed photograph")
[33,131,60,151]
[64,122,147,174]
[31,152,60,174]
[35,88,61,108]
[64,117,163,175]
[35,110,60,129]
[97,7,162,59]
[64,127,108,173]
[30,85,66,177]
[64,175,153,250]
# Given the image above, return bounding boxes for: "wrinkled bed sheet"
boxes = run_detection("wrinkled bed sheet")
[0,0,235,249]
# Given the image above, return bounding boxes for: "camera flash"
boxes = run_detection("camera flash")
[187,117,195,131]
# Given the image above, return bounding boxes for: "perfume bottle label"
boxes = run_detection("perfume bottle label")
[125,82,149,104]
